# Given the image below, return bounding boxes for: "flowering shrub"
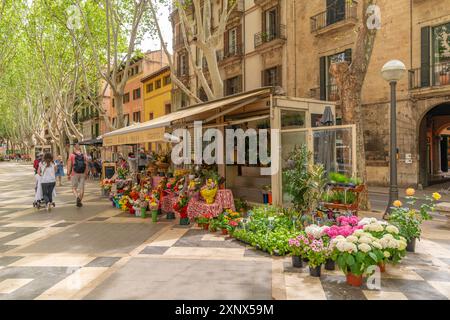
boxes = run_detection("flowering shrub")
[305,238,330,268]
[388,189,437,241]
[304,225,328,239]
[323,216,363,238]
[288,233,311,257]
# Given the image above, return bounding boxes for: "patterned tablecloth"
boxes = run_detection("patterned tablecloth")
[161,193,177,213]
[187,189,235,218]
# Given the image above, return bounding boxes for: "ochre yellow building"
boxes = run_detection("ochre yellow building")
[141,66,172,151]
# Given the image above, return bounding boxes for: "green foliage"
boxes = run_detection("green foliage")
[282,145,326,213]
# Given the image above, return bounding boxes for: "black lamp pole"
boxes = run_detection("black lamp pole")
[385,81,399,217]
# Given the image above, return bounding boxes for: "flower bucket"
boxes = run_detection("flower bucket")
[292,256,303,268]
[325,259,335,271]
[140,207,147,218]
[134,206,141,217]
[166,212,175,220]
[309,265,322,277]
[406,238,416,252]
[151,210,158,222]
[346,273,363,287]
[201,187,218,204]
[180,217,190,225]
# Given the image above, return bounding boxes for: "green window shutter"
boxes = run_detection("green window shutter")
[320,56,327,101]
[421,26,431,87]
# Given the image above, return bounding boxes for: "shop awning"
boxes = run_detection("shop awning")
[102,87,273,147]
[79,137,103,146]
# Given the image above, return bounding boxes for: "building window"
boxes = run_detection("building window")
[228,27,237,55]
[178,53,188,76]
[262,66,282,87]
[146,83,154,93]
[165,104,171,114]
[123,93,130,104]
[149,112,154,120]
[112,117,117,127]
[181,92,189,108]
[264,6,279,39]
[155,79,162,89]
[133,88,141,100]
[319,49,351,101]
[124,114,130,126]
[326,0,346,26]
[198,87,208,101]
[112,98,115,108]
[432,22,450,85]
[163,75,171,86]
[225,76,242,96]
[133,111,141,123]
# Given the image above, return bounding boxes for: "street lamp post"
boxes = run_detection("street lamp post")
[381,60,406,217]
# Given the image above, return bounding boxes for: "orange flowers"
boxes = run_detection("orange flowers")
[393,200,402,208]
[406,188,415,197]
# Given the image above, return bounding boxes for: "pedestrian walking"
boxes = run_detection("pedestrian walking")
[67,144,88,207]
[54,155,65,186]
[37,153,57,211]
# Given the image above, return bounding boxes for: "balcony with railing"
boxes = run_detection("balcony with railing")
[409,62,450,91]
[310,1,358,35]
[310,85,340,102]
[254,24,286,49]
[218,45,243,65]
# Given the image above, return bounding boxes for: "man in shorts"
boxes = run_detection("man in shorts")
[67,144,88,207]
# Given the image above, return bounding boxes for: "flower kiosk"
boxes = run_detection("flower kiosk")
[101,87,354,223]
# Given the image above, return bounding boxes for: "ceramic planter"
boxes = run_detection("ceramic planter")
[309,265,322,277]
[406,238,416,252]
[291,256,303,268]
[325,259,335,271]
[346,273,363,287]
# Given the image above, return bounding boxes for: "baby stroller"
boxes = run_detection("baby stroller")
[33,174,56,210]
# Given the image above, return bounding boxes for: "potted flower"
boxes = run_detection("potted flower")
[173,194,190,225]
[200,179,218,204]
[387,189,437,252]
[288,233,310,268]
[305,238,328,277]
[149,198,159,222]
[209,218,221,232]
[196,213,213,230]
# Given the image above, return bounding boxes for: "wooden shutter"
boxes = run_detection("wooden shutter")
[276,65,282,87]
[276,4,281,37]
[320,56,327,100]
[176,54,180,77]
[224,29,229,56]
[262,9,266,34]
[421,26,431,87]
[237,25,242,54]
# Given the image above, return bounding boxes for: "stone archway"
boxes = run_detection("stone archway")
[417,101,450,187]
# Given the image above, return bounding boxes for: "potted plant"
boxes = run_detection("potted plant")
[288,233,309,268]
[196,213,213,230]
[305,238,328,277]
[209,218,221,232]
[387,189,438,252]
[149,199,159,222]
[173,194,190,225]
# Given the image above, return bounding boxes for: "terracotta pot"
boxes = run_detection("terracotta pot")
[346,273,363,287]
[406,238,416,252]
[197,223,204,228]
[221,228,228,235]
[292,256,303,268]
[378,262,386,273]
[203,223,210,230]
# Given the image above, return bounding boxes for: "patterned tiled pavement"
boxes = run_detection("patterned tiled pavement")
[0,162,450,300]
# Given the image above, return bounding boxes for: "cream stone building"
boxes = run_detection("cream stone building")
[171,0,450,188]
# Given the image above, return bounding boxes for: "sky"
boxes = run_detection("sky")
[140,5,173,53]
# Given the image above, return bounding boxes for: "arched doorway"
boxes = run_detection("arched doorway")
[418,103,450,187]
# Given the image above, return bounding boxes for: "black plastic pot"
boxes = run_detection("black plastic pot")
[303,257,309,263]
[166,212,176,220]
[325,259,335,271]
[309,265,322,277]
[292,256,303,268]
[406,238,416,252]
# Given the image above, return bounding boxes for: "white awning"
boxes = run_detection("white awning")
[102,88,272,146]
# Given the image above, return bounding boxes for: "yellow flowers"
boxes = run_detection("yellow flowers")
[406,188,415,196]
[393,200,402,208]
[432,192,442,201]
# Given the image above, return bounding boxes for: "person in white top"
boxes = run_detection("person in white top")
[37,153,57,211]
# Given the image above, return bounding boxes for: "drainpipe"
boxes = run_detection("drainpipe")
[294,0,297,96]
[243,2,246,92]
[410,0,413,69]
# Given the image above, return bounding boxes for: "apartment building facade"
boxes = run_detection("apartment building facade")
[170,0,450,188]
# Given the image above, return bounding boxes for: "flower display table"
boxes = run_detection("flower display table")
[187,189,235,219]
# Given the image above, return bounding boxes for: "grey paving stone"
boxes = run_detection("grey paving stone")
[381,278,448,300]
[0,256,24,266]
[0,227,41,245]
[85,257,121,268]
[50,222,75,228]
[320,274,367,300]
[173,229,245,249]
[283,261,309,273]
[85,257,272,300]
[438,257,450,266]
[17,222,165,255]
[0,266,76,300]
[244,248,271,258]
[412,269,450,282]
[139,246,170,255]
[88,217,109,222]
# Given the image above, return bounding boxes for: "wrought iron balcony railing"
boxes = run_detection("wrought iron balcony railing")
[310,1,358,33]
[254,24,286,48]
[409,62,450,89]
